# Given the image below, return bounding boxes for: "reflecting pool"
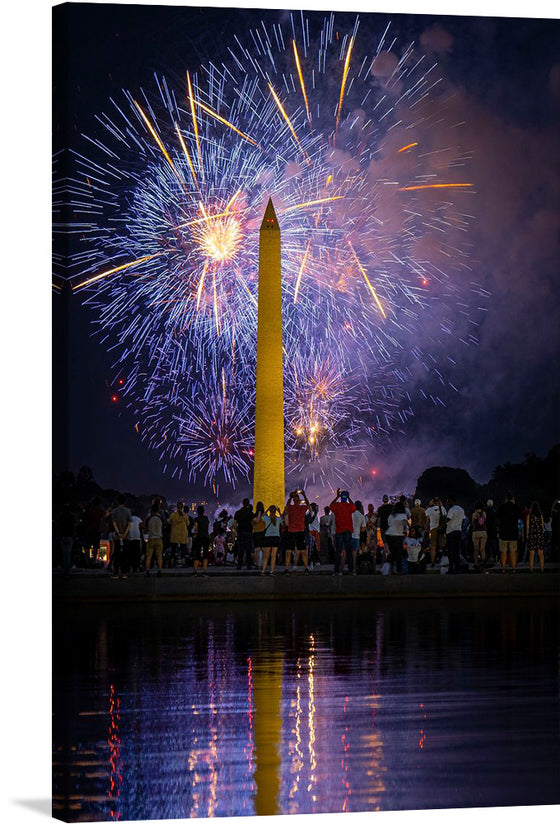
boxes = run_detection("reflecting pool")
[53,598,559,821]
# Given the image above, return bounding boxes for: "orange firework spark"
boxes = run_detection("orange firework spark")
[397,142,419,153]
[397,183,473,191]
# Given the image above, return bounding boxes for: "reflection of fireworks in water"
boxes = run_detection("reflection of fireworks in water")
[58,12,486,490]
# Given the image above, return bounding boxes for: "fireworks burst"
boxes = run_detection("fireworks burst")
[56,11,486,491]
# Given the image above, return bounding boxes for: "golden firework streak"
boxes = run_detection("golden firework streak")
[189,96,258,147]
[334,36,354,142]
[292,39,312,126]
[284,196,344,213]
[133,101,186,191]
[268,83,310,164]
[174,121,199,189]
[186,71,204,175]
[293,240,311,304]
[196,262,208,309]
[348,242,386,318]
[72,254,161,291]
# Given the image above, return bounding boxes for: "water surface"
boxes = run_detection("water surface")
[53,598,559,821]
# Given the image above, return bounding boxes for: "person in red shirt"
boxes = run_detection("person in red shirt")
[330,488,356,575]
[283,489,311,574]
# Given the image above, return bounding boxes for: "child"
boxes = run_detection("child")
[213,527,226,566]
[404,528,426,574]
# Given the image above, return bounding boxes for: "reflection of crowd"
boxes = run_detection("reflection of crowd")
[54,489,560,578]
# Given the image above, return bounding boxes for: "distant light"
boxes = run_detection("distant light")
[118,379,124,386]
[111,395,119,403]
[371,469,377,476]
[422,278,428,286]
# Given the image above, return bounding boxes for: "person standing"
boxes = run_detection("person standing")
[351,501,367,574]
[284,489,311,573]
[128,512,143,572]
[445,496,465,575]
[471,502,488,570]
[376,495,394,552]
[306,502,321,567]
[234,498,254,570]
[111,495,132,579]
[404,528,427,574]
[330,489,356,576]
[261,504,282,575]
[410,499,427,539]
[192,505,211,576]
[425,498,448,568]
[168,501,189,567]
[252,502,267,569]
[145,503,164,577]
[319,506,335,565]
[365,503,378,553]
[497,492,522,573]
[399,495,412,521]
[527,501,545,572]
[485,500,498,564]
[385,501,408,574]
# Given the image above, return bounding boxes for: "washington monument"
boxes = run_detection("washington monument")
[253,198,285,509]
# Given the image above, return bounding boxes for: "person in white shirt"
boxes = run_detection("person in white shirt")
[446,496,466,574]
[385,501,409,574]
[351,501,367,574]
[425,498,448,567]
[128,513,143,572]
[306,502,321,567]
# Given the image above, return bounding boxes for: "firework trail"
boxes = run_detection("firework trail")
[55,11,486,491]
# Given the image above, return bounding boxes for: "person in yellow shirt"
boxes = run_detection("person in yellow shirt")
[168,501,189,567]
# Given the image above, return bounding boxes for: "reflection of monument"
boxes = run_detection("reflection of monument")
[253,198,285,508]
[253,649,283,815]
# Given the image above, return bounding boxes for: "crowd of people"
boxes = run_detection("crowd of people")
[55,488,560,579]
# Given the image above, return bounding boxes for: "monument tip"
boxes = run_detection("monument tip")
[260,197,279,231]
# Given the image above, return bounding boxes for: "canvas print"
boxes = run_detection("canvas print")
[52,2,559,822]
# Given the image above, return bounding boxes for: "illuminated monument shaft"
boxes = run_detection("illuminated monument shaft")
[253,199,285,508]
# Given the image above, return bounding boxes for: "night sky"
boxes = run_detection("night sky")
[51,1,560,505]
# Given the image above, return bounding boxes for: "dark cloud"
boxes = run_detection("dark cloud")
[420,24,454,56]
